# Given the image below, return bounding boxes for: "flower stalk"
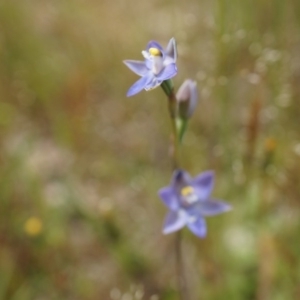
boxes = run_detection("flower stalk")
[161,79,189,300]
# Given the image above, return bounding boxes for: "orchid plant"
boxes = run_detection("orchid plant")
[123,38,232,299]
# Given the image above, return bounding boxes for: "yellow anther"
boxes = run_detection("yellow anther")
[24,217,43,236]
[181,186,194,197]
[149,47,162,57]
[265,137,276,152]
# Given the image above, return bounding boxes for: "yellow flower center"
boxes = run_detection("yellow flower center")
[181,186,194,196]
[180,186,198,205]
[149,47,162,57]
[24,217,43,236]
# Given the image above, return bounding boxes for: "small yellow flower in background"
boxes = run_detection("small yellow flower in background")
[265,137,276,153]
[24,217,43,236]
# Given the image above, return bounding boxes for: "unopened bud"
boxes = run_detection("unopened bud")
[176,79,198,119]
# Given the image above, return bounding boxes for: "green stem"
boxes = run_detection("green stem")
[161,80,179,169]
[175,230,190,300]
[161,80,189,300]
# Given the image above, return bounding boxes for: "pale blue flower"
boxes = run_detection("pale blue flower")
[158,169,231,238]
[123,38,177,97]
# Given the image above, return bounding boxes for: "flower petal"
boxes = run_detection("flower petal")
[156,63,177,81]
[123,60,149,76]
[171,169,193,192]
[146,40,164,52]
[165,37,177,62]
[188,81,198,116]
[158,186,179,210]
[176,79,198,118]
[176,79,192,101]
[144,57,152,69]
[163,210,187,234]
[144,77,162,91]
[187,216,207,238]
[126,74,153,97]
[197,199,232,216]
[158,187,179,210]
[192,171,215,201]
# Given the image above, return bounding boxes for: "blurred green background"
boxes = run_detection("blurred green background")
[1,0,300,299]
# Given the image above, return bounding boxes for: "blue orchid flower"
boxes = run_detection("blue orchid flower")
[123,38,177,97]
[158,169,231,238]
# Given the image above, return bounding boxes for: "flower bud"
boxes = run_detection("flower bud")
[176,79,198,119]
